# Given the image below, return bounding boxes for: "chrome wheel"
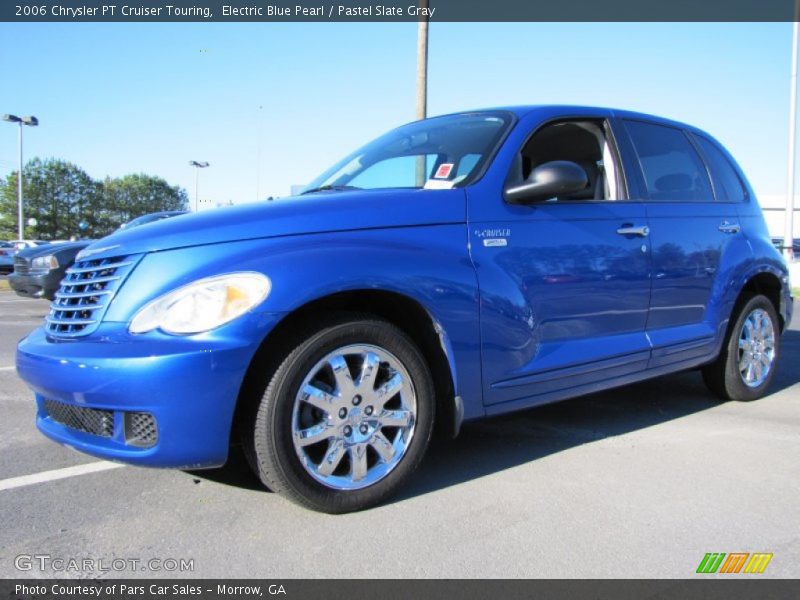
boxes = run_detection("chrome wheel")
[291,344,417,490]
[737,308,776,388]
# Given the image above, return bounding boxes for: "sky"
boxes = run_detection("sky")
[0,22,794,210]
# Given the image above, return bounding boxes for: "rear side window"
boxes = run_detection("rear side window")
[625,120,713,202]
[692,134,747,202]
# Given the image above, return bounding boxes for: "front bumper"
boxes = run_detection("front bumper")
[8,270,60,299]
[16,314,281,469]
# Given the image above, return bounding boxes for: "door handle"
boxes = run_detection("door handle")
[616,225,650,237]
[718,220,741,234]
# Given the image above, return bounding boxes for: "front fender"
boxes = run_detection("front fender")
[103,225,485,420]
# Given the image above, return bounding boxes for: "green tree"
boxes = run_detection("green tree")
[0,178,7,235]
[0,158,99,240]
[97,174,188,235]
[0,160,189,240]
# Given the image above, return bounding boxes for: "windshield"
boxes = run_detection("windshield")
[304,111,513,193]
[120,212,184,230]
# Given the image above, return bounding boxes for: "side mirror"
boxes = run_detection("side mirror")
[505,160,589,204]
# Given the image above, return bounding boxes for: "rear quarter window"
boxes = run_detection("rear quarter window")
[625,120,713,202]
[692,133,748,202]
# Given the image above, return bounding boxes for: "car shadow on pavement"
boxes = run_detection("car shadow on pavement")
[188,330,800,501]
[771,328,800,393]
[396,328,800,504]
[185,445,266,491]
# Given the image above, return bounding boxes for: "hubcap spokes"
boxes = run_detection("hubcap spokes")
[737,308,776,388]
[291,344,417,490]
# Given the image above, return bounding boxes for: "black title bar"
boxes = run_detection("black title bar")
[3,580,800,600]
[2,0,799,22]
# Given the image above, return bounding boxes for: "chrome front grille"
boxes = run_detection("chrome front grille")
[46,254,140,338]
[13,256,29,274]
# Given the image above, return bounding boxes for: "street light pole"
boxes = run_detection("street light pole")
[3,114,38,240]
[189,160,210,212]
[16,120,22,239]
[415,0,429,187]
[787,16,799,262]
[416,0,428,122]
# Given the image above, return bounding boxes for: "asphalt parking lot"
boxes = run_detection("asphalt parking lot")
[0,291,797,579]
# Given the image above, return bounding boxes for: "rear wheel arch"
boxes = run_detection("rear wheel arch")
[713,270,784,355]
[736,271,784,330]
[702,292,780,401]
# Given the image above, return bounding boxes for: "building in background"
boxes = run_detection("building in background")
[758,194,800,246]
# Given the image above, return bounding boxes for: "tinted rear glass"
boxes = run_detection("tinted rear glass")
[693,134,747,202]
[625,120,713,202]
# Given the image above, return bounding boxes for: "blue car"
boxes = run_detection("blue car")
[16,106,793,512]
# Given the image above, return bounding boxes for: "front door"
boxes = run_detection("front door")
[469,117,652,408]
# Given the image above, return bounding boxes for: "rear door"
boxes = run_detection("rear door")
[620,119,741,368]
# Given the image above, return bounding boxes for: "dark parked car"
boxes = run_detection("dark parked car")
[771,236,799,253]
[9,241,91,300]
[9,212,188,300]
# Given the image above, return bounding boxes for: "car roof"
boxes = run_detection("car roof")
[432,105,708,135]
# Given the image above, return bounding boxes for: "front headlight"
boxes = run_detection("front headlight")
[31,255,58,270]
[129,272,271,335]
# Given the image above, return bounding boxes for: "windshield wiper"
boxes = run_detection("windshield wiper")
[301,184,362,195]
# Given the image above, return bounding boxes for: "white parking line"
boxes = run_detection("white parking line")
[0,366,15,371]
[0,462,124,492]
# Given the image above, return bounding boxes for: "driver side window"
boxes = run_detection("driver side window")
[513,120,621,201]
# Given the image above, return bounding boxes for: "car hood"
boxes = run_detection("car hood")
[77,188,466,260]
[15,244,54,259]
[18,241,92,260]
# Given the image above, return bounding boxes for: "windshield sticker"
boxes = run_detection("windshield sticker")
[423,179,455,190]
[434,163,454,179]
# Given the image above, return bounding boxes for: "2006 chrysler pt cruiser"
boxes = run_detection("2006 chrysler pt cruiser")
[17,106,793,512]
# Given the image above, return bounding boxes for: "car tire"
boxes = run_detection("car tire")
[702,294,780,402]
[243,313,435,513]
